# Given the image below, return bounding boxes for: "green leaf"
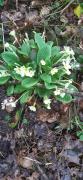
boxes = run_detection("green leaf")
[47,41,53,47]
[34,32,45,49]
[20,91,31,104]
[51,46,62,64]
[37,44,51,64]
[45,83,56,89]
[2,52,20,67]
[7,85,14,95]
[22,118,29,125]
[11,72,22,81]
[74,4,83,18]
[9,109,22,128]
[35,87,51,97]
[40,74,51,83]
[52,68,66,81]
[29,39,37,48]
[0,76,9,85]
[51,46,60,57]
[14,84,26,94]
[77,55,83,64]
[68,84,78,93]
[22,77,38,88]
[56,94,72,103]
[0,0,4,6]
[79,134,83,141]
[21,39,30,56]
[77,131,83,141]
[5,44,17,52]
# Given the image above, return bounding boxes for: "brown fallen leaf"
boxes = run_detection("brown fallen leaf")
[36,108,60,123]
[17,156,33,169]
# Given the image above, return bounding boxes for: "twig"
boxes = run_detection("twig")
[60,0,75,14]
[2,23,5,52]
[16,0,18,11]
[24,157,42,165]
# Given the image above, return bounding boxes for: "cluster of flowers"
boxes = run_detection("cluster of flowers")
[27,47,76,111]
[14,66,35,77]
[1,46,77,112]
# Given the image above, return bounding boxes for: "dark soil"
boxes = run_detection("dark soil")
[0,85,83,180]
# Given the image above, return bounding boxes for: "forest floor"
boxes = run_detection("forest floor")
[0,0,83,180]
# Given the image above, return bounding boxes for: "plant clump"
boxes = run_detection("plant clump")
[0,32,79,111]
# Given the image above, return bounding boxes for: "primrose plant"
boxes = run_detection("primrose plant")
[0,32,79,111]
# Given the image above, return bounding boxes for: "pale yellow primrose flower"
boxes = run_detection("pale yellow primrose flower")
[40,59,46,65]
[54,89,61,96]
[19,66,26,77]
[50,67,58,75]
[46,104,51,109]
[44,97,51,105]
[54,89,66,97]
[60,92,65,98]
[0,70,10,77]
[29,106,36,112]
[25,67,35,77]
[65,80,72,88]
[61,46,75,56]
[14,66,21,74]
[43,97,51,109]
[14,66,35,77]
[62,61,71,75]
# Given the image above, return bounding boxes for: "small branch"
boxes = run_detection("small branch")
[16,0,18,11]
[2,23,5,52]
[60,0,75,15]
[24,157,42,165]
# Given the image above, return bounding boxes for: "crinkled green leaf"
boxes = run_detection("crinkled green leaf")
[45,83,56,89]
[14,84,26,94]
[51,46,60,57]
[0,76,10,85]
[37,44,51,64]
[21,39,30,56]
[7,85,14,95]
[34,32,45,49]
[47,41,53,47]
[22,77,38,88]
[40,73,51,83]
[29,39,37,48]
[67,84,78,93]
[11,72,22,81]
[0,0,4,6]
[35,87,51,97]
[2,52,20,67]
[52,68,66,81]
[20,91,31,104]
[56,94,72,103]
[5,44,17,52]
